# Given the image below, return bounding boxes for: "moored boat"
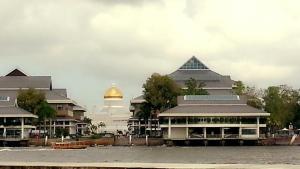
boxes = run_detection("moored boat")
[51,141,88,149]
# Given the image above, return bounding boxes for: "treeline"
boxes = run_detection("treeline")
[234,81,300,129]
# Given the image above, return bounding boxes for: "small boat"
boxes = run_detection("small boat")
[51,141,88,149]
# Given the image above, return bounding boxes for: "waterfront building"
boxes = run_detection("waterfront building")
[158,95,269,143]
[91,84,131,134]
[129,56,270,144]
[0,69,87,139]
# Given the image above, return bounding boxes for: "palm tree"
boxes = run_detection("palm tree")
[97,122,106,133]
[37,101,56,138]
[90,124,98,134]
[135,103,151,136]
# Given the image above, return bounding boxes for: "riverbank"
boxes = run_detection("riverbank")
[26,136,300,147]
[1,162,300,169]
[29,137,165,147]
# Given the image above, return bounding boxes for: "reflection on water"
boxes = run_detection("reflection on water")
[0,146,299,165]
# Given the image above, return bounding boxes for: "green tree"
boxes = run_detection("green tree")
[17,88,45,114]
[143,73,180,112]
[83,117,92,135]
[183,78,209,95]
[83,117,92,125]
[134,102,151,135]
[143,73,180,136]
[37,101,56,138]
[264,85,298,131]
[18,89,56,138]
[97,121,106,133]
[245,86,264,109]
[90,124,98,135]
[233,81,246,95]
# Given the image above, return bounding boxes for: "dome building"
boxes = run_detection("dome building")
[92,84,131,134]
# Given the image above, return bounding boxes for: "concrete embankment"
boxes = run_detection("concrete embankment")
[1,162,300,169]
[28,136,300,147]
[29,137,164,147]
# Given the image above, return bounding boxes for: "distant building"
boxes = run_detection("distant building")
[0,69,87,142]
[91,84,131,134]
[129,56,270,144]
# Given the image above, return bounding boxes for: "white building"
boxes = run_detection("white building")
[92,85,131,134]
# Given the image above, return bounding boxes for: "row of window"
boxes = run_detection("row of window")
[160,117,265,125]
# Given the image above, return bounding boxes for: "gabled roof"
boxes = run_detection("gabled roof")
[6,69,27,76]
[0,76,52,89]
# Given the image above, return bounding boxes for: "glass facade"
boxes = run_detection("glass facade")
[179,57,208,70]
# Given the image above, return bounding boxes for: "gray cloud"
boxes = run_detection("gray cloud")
[0,0,300,112]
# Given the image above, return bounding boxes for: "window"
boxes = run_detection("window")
[57,105,63,111]
[0,96,10,101]
[242,129,257,135]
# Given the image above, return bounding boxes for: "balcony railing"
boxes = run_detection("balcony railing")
[224,134,239,139]
[206,134,221,138]
[0,135,22,139]
[189,133,204,138]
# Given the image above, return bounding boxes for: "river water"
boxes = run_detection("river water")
[0,146,299,167]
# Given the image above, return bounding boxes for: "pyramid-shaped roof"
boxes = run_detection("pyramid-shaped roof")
[168,56,234,91]
[179,56,209,70]
[6,69,27,76]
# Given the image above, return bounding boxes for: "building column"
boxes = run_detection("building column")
[221,128,224,139]
[21,117,24,139]
[257,117,260,138]
[3,127,6,138]
[239,127,242,138]
[168,117,171,139]
[203,127,207,139]
[53,121,56,135]
[138,120,141,135]
[186,117,188,139]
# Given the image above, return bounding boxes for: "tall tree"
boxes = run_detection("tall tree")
[143,73,180,113]
[264,85,298,130]
[143,73,180,136]
[233,81,246,95]
[134,102,151,135]
[83,117,92,135]
[18,89,45,137]
[183,78,209,95]
[245,86,264,109]
[37,101,56,137]
[17,88,45,114]
[97,121,106,133]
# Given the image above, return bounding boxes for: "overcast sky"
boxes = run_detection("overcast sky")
[1,0,300,112]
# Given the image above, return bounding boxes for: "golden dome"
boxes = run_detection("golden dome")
[104,85,123,99]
